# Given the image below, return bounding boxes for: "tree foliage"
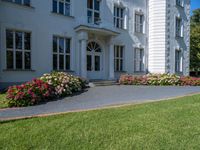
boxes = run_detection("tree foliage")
[190,9,200,71]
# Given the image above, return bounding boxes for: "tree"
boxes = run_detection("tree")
[190,9,200,75]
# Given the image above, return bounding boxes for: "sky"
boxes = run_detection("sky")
[191,0,200,15]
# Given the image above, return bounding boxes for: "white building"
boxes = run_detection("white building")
[0,0,190,88]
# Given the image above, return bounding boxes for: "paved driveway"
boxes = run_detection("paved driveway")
[1,86,200,120]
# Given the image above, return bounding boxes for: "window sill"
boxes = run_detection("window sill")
[3,69,35,72]
[51,12,75,19]
[52,70,75,73]
[114,27,127,32]
[115,71,127,73]
[176,4,184,9]
[175,36,184,39]
[1,0,35,9]
[135,32,145,35]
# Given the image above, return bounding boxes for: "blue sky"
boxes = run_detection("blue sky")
[191,0,200,14]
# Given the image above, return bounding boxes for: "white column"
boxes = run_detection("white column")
[78,31,88,78]
[80,39,87,78]
[109,40,114,79]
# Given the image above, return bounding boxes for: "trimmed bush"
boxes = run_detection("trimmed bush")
[119,74,200,86]
[40,72,85,97]
[7,79,53,107]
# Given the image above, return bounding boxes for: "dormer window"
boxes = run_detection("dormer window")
[87,0,101,25]
[53,0,71,16]
[3,0,31,6]
[114,6,124,29]
[176,0,184,7]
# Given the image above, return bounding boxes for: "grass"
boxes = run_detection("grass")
[0,94,8,109]
[1,95,200,150]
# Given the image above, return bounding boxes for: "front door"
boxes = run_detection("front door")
[87,41,103,79]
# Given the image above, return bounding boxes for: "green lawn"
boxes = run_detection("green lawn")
[0,94,8,109]
[1,95,200,150]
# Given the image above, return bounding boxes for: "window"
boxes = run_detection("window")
[114,46,124,71]
[176,0,184,7]
[134,48,144,72]
[87,0,101,25]
[135,14,144,33]
[175,17,183,37]
[2,0,31,6]
[6,29,31,70]
[114,6,124,29]
[175,50,182,72]
[52,0,71,16]
[53,36,71,70]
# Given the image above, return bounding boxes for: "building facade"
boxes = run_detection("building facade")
[0,0,190,88]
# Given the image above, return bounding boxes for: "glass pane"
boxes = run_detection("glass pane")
[120,9,123,18]
[53,54,57,70]
[87,0,93,9]
[24,0,30,6]
[95,56,100,71]
[24,32,31,50]
[15,0,22,4]
[53,0,57,13]
[6,30,13,49]
[65,3,70,16]
[120,47,123,58]
[25,52,31,69]
[120,59,123,71]
[66,55,70,70]
[94,0,100,11]
[59,38,64,53]
[59,55,64,70]
[53,37,57,52]
[6,51,13,69]
[87,10,93,23]
[59,1,64,14]
[65,39,70,53]
[94,12,100,24]
[117,8,119,17]
[87,55,92,71]
[16,51,23,69]
[15,32,23,49]
[116,59,119,71]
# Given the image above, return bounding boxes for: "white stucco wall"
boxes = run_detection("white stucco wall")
[0,0,190,88]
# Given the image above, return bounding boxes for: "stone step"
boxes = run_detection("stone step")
[89,80,119,87]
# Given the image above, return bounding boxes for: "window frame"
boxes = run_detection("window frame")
[52,0,71,16]
[175,17,183,38]
[113,6,125,29]
[135,13,144,34]
[134,48,144,72]
[5,29,32,70]
[176,0,184,7]
[175,49,182,73]
[114,45,124,72]
[52,35,71,71]
[87,0,101,25]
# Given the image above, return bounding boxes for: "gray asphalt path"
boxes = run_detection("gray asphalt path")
[1,86,200,120]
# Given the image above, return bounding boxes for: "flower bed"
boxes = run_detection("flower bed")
[119,74,200,86]
[6,72,87,107]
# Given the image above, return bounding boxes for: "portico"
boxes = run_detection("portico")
[75,25,119,80]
